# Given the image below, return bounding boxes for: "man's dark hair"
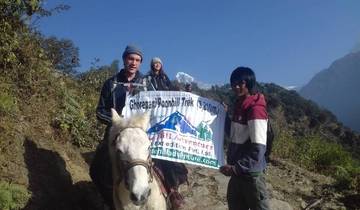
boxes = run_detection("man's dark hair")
[230,67,257,94]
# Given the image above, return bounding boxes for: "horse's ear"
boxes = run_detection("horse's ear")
[131,112,150,131]
[139,112,150,131]
[111,108,122,124]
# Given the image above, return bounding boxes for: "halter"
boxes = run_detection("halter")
[113,127,154,190]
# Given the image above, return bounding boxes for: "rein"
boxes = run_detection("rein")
[113,127,154,189]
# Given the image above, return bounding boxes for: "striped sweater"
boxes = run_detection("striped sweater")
[227,93,268,175]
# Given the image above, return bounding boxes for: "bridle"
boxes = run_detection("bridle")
[112,127,154,190]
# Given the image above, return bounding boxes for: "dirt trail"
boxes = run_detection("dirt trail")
[6,138,356,210]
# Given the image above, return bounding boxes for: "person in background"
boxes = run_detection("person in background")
[220,67,270,210]
[146,57,188,210]
[145,57,173,91]
[90,45,144,210]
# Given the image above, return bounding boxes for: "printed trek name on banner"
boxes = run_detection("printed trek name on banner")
[122,91,226,169]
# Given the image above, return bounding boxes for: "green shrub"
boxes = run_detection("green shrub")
[316,143,353,171]
[333,165,352,190]
[295,136,323,169]
[0,90,17,114]
[332,165,360,192]
[271,129,297,159]
[291,135,360,191]
[53,87,98,147]
[0,181,30,210]
[350,169,360,193]
[295,136,354,171]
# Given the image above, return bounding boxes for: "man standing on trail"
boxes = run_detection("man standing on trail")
[220,67,270,210]
[90,45,144,210]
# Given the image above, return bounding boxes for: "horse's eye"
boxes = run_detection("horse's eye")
[116,149,124,156]
[112,133,120,146]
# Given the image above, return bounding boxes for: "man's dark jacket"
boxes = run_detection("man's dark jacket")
[145,70,173,91]
[96,69,143,125]
[90,69,143,208]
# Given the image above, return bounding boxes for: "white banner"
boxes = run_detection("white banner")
[122,91,225,169]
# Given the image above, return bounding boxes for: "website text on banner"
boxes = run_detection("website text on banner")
[122,91,225,169]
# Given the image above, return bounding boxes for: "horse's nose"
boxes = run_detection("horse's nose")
[130,192,138,202]
[143,188,151,198]
[138,188,151,200]
[130,188,151,206]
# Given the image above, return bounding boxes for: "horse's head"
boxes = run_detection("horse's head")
[109,109,152,206]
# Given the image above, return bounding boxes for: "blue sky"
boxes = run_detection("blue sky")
[39,0,360,87]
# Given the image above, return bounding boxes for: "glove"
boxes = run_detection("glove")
[219,164,236,176]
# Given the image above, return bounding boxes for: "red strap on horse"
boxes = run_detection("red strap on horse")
[152,166,168,197]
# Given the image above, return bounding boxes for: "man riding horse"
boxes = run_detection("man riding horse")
[90,45,187,210]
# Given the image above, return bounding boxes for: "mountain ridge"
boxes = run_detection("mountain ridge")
[300,51,360,132]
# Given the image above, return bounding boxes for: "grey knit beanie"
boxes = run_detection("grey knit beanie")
[122,45,143,61]
[151,57,162,66]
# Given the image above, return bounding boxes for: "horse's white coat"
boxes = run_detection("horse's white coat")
[109,109,167,210]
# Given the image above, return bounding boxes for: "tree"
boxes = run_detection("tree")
[41,36,80,75]
[0,0,38,69]
[110,59,120,72]
[0,0,71,75]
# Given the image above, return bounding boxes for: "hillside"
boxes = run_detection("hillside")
[1,2,359,209]
[300,52,360,132]
[2,68,360,209]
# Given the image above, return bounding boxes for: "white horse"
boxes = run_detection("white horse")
[108,109,167,210]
